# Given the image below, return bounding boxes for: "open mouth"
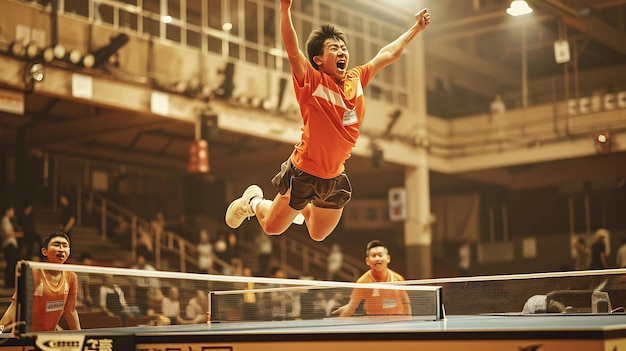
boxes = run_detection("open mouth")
[337,61,346,71]
[56,253,66,260]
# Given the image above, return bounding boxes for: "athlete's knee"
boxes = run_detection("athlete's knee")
[261,221,287,236]
[308,230,331,242]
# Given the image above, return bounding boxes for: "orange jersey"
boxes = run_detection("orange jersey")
[291,62,373,179]
[351,269,409,316]
[30,269,78,331]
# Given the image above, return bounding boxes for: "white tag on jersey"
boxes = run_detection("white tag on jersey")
[342,110,358,126]
[46,300,65,312]
[382,298,397,309]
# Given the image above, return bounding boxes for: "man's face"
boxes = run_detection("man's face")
[365,246,390,272]
[42,236,70,264]
[315,38,349,81]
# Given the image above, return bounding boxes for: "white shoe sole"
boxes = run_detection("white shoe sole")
[225,185,263,228]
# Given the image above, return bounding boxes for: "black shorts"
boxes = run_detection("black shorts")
[271,159,352,210]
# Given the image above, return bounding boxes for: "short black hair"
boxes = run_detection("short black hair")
[366,240,387,255]
[305,24,347,70]
[42,231,70,249]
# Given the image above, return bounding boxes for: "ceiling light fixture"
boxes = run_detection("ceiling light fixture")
[506,1,533,16]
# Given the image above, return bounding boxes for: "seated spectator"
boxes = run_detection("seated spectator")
[185,289,208,323]
[161,286,191,325]
[112,215,131,248]
[77,253,94,311]
[196,229,215,274]
[100,274,139,325]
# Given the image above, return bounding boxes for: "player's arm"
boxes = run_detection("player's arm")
[368,8,430,78]
[280,0,307,84]
[332,297,361,317]
[0,294,16,331]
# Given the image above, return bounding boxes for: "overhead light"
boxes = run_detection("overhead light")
[9,41,25,56]
[67,48,83,64]
[161,15,172,23]
[222,22,233,31]
[23,60,45,92]
[594,132,611,154]
[82,33,129,68]
[25,62,45,82]
[506,1,533,16]
[25,42,39,58]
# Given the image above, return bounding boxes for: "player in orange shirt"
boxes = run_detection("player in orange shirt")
[0,231,81,332]
[332,240,411,317]
[225,0,431,242]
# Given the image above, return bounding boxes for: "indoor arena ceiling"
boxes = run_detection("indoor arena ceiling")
[348,0,626,118]
[2,0,626,194]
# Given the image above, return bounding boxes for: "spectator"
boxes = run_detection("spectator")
[150,211,166,237]
[213,233,228,273]
[59,194,76,237]
[241,267,258,321]
[113,215,131,247]
[1,205,22,288]
[256,231,273,276]
[161,286,190,325]
[267,267,292,321]
[225,231,242,274]
[18,201,40,260]
[327,243,343,281]
[332,240,411,317]
[590,229,609,270]
[76,253,95,311]
[616,238,626,268]
[185,289,208,323]
[196,229,215,274]
[490,93,506,114]
[100,274,137,325]
[131,255,161,316]
[572,237,591,270]
[489,93,506,141]
[311,291,328,318]
[136,223,154,260]
[458,239,471,276]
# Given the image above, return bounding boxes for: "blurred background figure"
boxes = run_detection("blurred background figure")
[185,289,208,323]
[327,243,343,281]
[590,229,610,270]
[18,201,39,260]
[458,239,471,276]
[572,237,590,270]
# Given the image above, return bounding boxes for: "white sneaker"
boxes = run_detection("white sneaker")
[225,185,263,229]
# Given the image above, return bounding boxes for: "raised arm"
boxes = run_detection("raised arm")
[368,8,431,78]
[280,0,307,84]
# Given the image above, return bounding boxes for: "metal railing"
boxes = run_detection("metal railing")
[69,185,234,272]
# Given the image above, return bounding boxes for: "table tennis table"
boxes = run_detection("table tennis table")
[2,312,626,351]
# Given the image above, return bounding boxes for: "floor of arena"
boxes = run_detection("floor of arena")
[2,313,626,351]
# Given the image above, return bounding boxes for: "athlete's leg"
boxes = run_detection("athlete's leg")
[255,193,300,235]
[304,206,343,242]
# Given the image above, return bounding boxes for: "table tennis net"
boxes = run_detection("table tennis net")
[10,261,442,334]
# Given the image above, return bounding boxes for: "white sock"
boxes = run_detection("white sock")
[250,197,263,214]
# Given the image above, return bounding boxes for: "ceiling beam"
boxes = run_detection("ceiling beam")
[428,42,520,88]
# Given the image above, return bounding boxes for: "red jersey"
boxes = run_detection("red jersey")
[290,62,373,179]
[351,269,410,316]
[31,269,78,331]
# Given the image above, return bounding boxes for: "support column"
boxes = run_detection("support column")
[404,27,432,279]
